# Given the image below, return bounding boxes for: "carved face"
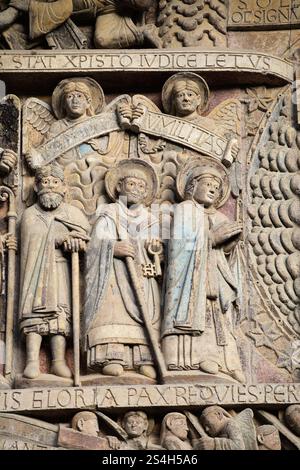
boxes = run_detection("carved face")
[36,175,65,210]
[79,417,99,437]
[169,417,189,441]
[258,430,281,451]
[64,91,90,119]
[193,176,221,208]
[174,89,201,117]
[123,414,148,438]
[117,176,148,206]
[201,411,225,437]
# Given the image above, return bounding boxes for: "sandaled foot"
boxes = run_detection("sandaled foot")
[51,360,72,378]
[0,7,19,32]
[23,360,40,379]
[200,360,219,375]
[139,365,157,380]
[102,363,124,376]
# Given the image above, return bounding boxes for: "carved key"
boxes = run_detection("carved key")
[148,243,163,277]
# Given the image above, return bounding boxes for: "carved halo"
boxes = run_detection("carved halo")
[177,156,230,208]
[162,72,210,115]
[52,77,106,119]
[105,158,159,206]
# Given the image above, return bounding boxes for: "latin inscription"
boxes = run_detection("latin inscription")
[0,384,299,413]
[229,0,300,28]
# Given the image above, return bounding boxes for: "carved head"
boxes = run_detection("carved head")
[62,82,94,119]
[116,172,148,207]
[173,80,203,118]
[52,78,105,120]
[200,406,231,437]
[105,159,158,207]
[71,411,99,437]
[34,164,66,210]
[185,166,223,208]
[257,425,281,451]
[177,158,230,208]
[160,413,189,442]
[285,405,300,437]
[122,411,149,438]
[162,73,210,117]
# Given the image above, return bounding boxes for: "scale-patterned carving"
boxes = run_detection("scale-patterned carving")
[248,94,300,334]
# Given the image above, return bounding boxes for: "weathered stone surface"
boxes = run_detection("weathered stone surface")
[0,4,299,452]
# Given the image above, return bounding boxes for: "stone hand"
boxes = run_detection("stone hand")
[114,240,135,259]
[25,149,42,170]
[9,0,30,12]
[231,140,240,159]
[107,436,120,450]
[62,233,90,253]
[0,149,17,173]
[212,222,242,247]
[132,103,145,120]
[196,437,215,450]
[3,233,17,251]
[118,102,132,120]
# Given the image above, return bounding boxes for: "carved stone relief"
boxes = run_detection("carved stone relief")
[0,4,299,452]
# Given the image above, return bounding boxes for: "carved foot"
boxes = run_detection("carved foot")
[102,364,124,376]
[23,360,40,379]
[230,369,246,383]
[142,25,162,49]
[0,7,19,32]
[139,365,157,380]
[50,360,72,378]
[199,360,219,375]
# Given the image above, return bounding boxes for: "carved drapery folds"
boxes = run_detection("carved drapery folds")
[0,3,300,446]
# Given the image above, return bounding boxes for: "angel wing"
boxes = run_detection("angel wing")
[208,98,242,140]
[22,98,56,154]
[208,98,242,197]
[248,92,300,335]
[234,409,258,450]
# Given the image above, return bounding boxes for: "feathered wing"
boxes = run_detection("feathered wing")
[208,98,243,197]
[248,92,300,335]
[208,98,242,141]
[21,98,56,205]
[234,409,258,450]
[22,98,56,153]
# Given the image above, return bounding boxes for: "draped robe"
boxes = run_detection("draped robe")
[161,200,243,375]
[84,199,161,370]
[20,202,90,335]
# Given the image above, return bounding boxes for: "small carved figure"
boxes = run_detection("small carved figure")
[196,406,257,450]
[120,411,157,450]
[160,413,192,450]
[57,411,120,450]
[256,425,281,451]
[84,159,163,380]
[162,158,245,382]
[0,0,161,49]
[19,164,90,380]
[285,405,300,437]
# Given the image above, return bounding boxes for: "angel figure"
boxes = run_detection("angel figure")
[195,406,258,450]
[161,72,241,175]
[23,77,126,216]
[161,158,245,382]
